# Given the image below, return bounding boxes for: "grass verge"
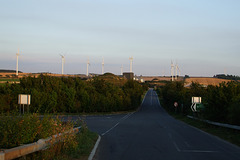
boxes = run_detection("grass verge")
[171,113,240,147]
[63,127,98,160]
[16,127,98,160]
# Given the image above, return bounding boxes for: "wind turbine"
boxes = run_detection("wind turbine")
[175,62,178,80]
[177,64,180,79]
[86,58,90,76]
[16,49,20,76]
[60,54,65,75]
[102,57,104,75]
[129,56,133,72]
[171,60,174,81]
[121,64,123,75]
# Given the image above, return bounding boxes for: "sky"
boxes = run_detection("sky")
[0,0,240,76]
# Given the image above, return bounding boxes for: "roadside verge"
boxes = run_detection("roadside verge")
[88,135,101,160]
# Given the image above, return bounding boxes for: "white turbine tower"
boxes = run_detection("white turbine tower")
[16,49,20,76]
[171,60,174,81]
[60,54,65,75]
[102,57,104,75]
[175,62,178,80]
[121,64,123,75]
[129,56,133,72]
[86,58,90,76]
[176,64,180,80]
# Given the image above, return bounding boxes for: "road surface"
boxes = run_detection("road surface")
[86,89,240,160]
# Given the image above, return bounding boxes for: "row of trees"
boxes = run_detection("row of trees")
[0,75,147,113]
[157,81,240,125]
[214,74,240,80]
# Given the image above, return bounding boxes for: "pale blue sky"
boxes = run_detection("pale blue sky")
[1,0,240,76]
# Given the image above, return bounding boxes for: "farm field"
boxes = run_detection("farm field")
[184,77,232,87]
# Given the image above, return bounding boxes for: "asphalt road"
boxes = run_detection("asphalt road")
[85,89,240,160]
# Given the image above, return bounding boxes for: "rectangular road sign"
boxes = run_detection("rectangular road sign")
[18,94,31,105]
[192,97,201,103]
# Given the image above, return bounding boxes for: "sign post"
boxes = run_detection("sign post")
[18,94,31,114]
[174,102,178,113]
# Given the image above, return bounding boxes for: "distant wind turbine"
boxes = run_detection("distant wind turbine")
[175,62,180,80]
[60,54,65,75]
[129,56,133,72]
[102,57,104,75]
[171,60,174,81]
[121,64,123,75]
[177,64,181,78]
[86,58,90,76]
[16,49,20,76]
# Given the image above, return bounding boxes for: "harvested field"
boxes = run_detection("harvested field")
[184,77,232,87]
[0,72,87,78]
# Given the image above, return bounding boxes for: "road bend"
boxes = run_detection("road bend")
[86,89,240,160]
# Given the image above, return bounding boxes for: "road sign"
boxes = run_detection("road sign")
[18,94,31,114]
[174,102,178,108]
[192,97,201,103]
[191,102,204,112]
[18,94,31,105]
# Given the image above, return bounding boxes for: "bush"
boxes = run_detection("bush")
[0,113,74,149]
[158,81,240,125]
[228,95,240,125]
[0,75,147,113]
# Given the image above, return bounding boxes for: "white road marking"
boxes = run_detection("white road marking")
[88,135,101,160]
[182,150,218,153]
[101,113,134,136]
[173,141,218,153]
[101,122,120,136]
[173,142,181,152]
[141,91,148,105]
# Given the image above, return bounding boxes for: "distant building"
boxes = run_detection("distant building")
[134,75,145,83]
[123,72,134,80]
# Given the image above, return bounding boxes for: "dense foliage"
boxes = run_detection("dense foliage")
[0,113,75,149]
[0,75,146,113]
[157,81,240,125]
[214,74,240,81]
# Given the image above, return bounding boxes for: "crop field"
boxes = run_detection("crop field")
[184,77,232,86]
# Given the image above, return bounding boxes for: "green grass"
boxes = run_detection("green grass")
[0,78,20,82]
[171,113,240,147]
[65,128,98,160]
[17,127,98,160]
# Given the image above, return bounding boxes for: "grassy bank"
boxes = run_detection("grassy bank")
[16,127,98,160]
[171,113,240,147]
[0,113,98,160]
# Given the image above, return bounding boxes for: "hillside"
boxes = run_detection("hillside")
[97,73,127,86]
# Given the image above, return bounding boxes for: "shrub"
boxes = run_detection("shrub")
[0,113,74,149]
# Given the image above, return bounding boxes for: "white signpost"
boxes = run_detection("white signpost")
[18,94,31,114]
